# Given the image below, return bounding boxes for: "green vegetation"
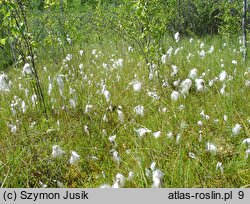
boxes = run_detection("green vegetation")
[0,0,249,188]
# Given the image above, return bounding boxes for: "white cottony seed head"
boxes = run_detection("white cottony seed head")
[128,171,134,180]
[174,32,180,42]
[219,70,227,82]
[216,162,224,173]
[232,124,242,136]
[112,173,125,188]
[150,161,156,171]
[171,91,180,101]
[52,145,65,158]
[152,169,164,188]
[134,105,144,116]
[167,131,173,139]
[135,127,151,138]
[22,63,32,75]
[180,78,192,95]
[132,80,142,92]
[0,73,10,92]
[206,142,217,154]
[69,151,80,165]
[189,68,198,79]
[242,138,250,146]
[153,131,161,138]
[197,121,203,127]
[189,152,196,159]
[245,149,250,159]
[195,78,206,92]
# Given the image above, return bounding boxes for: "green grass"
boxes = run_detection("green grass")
[0,35,250,188]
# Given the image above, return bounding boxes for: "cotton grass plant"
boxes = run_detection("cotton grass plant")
[0,35,249,188]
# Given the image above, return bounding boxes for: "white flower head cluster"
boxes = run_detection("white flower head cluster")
[70,151,80,165]
[206,142,217,154]
[152,168,164,188]
[112,173,126,188]
[22,63,32,75]
[232,124,242,136]
[174,32,180,42]
[216,162,224,173]
[52,145,65,158]
[130,80,142,92]
[134,105,144,116]
[0,73,10,92]
[134,127,152,138]
[180,78,192,95]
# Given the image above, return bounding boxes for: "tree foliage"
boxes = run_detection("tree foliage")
[0,0,47,116]
[0,0,246,73]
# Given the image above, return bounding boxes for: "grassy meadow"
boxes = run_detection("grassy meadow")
[0,34,250,188]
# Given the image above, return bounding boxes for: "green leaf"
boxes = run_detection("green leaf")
[0,38,7,46]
